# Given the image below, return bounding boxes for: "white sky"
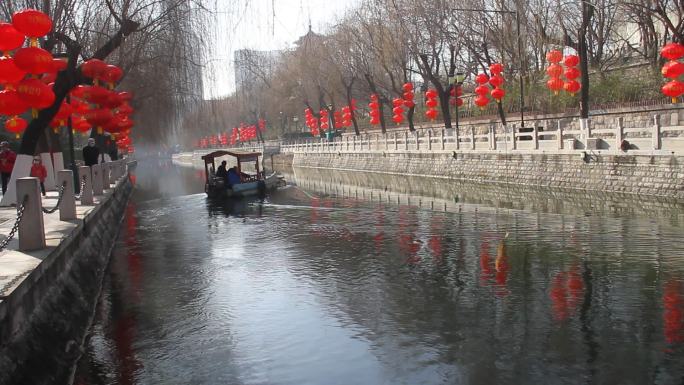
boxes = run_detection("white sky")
[203,0,359,99]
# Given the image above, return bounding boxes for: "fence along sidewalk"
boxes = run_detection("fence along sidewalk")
[280,114,684,155]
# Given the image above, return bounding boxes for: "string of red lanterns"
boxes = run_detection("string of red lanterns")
[0,8,136,153]
[425,89,438,120]
[661,42,684,103]
[369,94,380,125]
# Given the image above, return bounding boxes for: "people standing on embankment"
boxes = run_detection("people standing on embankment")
[0,141,16,195]
[83,138,100,167]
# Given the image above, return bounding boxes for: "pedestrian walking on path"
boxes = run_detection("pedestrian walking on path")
[0,141,16,195]
[83,138,100,167]
[30,156,48,197]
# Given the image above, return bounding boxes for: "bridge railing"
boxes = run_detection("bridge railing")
[279,115,684,155]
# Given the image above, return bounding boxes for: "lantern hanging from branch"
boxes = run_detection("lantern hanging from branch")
[424,89,438,120]
[5,116,27,138]
[661,43,684,61]
[546,50,563,64]
[11,9,52,41]
[662,80,684,103]
[0,23,25,52]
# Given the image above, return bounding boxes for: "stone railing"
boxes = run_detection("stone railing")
[280,115,684,155]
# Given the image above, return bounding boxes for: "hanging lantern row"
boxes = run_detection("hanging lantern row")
[660,42,684,103]
[449,84,463,107]
[319,109,329,131]
[341,105,353,127]
[369,94,380,125]
[474,73,490,109]
[425,89,438,120]
[545,49,581,96]
[0,8,135,142]
[304,108,319,136]
[392,97,404,124]
[402,82,415,109]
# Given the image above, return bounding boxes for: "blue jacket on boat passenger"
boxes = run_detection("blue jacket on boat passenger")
[227,167,241,185]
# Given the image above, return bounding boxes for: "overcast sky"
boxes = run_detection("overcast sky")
[203,0,359,99]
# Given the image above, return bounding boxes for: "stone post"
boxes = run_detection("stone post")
[79,166,93,205]
[653,115,661,150]
[557,121,563,150]
[470,127,475,150]
[511,124,517,150]
[353,136,356,151]
[415,131,420,150]
[57,170,76,221]
[404,132,409,150]
[455,127,460,150]
[16,177,45,251]
[428,130,432,150]
[580,118,591,142]
[385,133,389,150]
[615,117,624,151]
[91,164,103,195]
[490,126,497,150]
[532,124,539,150]
[394,132,398,150]
[102,162,110,190]
[440,129,445,150]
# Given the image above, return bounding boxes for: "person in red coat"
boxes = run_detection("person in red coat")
[30,156,47,197]
[0,141,16,195]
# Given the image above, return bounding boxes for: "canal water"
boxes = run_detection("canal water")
[74,160,684,385]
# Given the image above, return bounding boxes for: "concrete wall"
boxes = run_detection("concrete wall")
[0,174,134,385]
[290,152,684,200]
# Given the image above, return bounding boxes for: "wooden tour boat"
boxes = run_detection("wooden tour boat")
[201,150,282,198]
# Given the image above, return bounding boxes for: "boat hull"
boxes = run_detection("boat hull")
[205,173,282,199]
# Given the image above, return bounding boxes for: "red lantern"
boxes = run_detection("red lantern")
[426,98,438,108]
[84,108,114,128]
[392,114,403,124]
[51,58,68,72]
[368,101,379,110]
[449,97,457,106]
[455,97,464,107]
[489,75,505,88]
[392,106,404,115]
[0,90,29,115]
[546,77,564,95]
[546,63,563,78]
[370,94,378,101]
[563,54,580,67]
[475,73,489,85]
[392,98,404,107]
[564,80,581,96]
[425,89,438,99]
[16,78,54,108]
[662,80,684,103]
[14,47,54,74]
[370,116,380,125]
[475,85,489,96]
[474,95,489,108]
[661,43,684,61]
[662,60,684,79]
[0,23,25,51]
[402,91,414,101]
[12,9,53,38]
[54,101,73,121]
[404,100,415,108]
[102,65,124,85]
[402,82,413,92]
[5,116,27,138]
[425,108,438,120]
[546,50,563,63]
[0,57,26,85]
[491,88,506,102]
[81,59,108,80]
[564,67,581,80]
[489,63,504,75]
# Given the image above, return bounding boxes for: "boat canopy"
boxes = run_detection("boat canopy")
[201,150,261,163]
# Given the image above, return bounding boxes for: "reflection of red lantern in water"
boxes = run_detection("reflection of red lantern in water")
[550,264,585,322]
[495,240,509,288]
[479,241,494,286]
[664,279,684,344]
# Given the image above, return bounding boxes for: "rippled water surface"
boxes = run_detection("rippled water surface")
[75,160,684,385]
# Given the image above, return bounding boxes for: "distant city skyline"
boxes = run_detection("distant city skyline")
[203,0,359,99]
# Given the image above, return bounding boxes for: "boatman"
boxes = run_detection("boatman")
[216,161,228,182]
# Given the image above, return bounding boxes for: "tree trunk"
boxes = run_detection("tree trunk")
[364,74,386,134]
[407,106,415,132]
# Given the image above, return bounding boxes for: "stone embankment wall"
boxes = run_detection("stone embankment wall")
[288,152,684,200]
[0,175,134,385]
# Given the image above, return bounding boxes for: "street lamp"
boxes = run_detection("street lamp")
[449,72,466,131]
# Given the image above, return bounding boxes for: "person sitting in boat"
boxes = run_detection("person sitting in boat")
[227,166,241,187]
[216,161,228,182]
